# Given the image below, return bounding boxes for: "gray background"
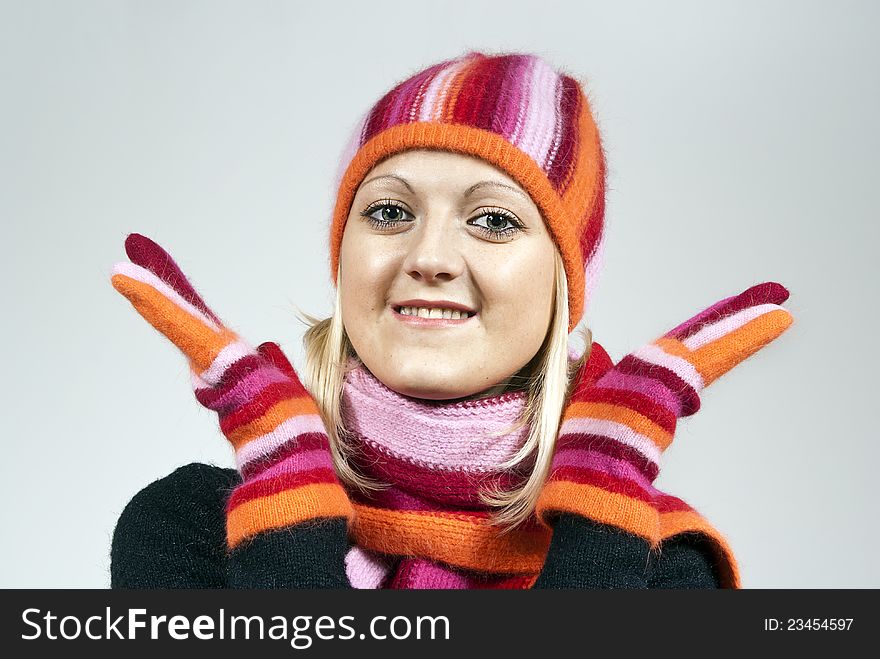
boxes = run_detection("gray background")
[2,0,876,588]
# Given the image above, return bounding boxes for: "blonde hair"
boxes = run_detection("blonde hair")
[296,248,592,532]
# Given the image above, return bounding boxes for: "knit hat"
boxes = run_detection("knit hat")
[328,51,607,332]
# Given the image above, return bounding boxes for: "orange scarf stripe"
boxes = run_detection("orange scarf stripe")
[564,401,673,451]
[351,504,551,574]
[226,483,354,549]
[111,274,236,371]
[226,395,321,449]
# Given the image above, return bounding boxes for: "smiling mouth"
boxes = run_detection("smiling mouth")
[392,306,478,321]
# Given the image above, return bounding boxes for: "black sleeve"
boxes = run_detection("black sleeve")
[110,462,237,588]
[532,514,651,589]
[110,462,355,589]
[226,519,354,589]
[647,534,721,589]
[530,515,721,589]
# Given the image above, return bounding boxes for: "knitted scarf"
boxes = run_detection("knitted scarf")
[340,346,612,589]
[339,341,743,589]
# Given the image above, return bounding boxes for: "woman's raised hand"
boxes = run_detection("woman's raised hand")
[535,282,793,587]
[111,234,353,552]
[618,281,794,418]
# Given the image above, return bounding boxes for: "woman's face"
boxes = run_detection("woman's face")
[339,149,557,400]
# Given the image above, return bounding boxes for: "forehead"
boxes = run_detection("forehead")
[360,149,527,195]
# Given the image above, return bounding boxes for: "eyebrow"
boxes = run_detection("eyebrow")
[358,174,530,201]
[359,174,414,193]
[463,180,530,202]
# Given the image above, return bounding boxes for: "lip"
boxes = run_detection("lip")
[392,299,477,314]
[390,299,478,328]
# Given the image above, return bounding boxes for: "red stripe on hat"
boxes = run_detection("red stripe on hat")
[547,75,582,190]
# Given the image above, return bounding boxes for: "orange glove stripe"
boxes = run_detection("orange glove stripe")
[536,481,659,540]
[690,308,794,385]
[226,396,323,449]
[564,401,673,450]
[111,273,236,370]
[226,482,354,549]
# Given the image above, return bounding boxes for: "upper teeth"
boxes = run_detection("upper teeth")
[398,306,471,319]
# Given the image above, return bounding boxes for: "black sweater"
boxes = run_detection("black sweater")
[110,463,722,589]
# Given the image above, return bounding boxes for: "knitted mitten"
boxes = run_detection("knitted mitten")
[535,282,794,588]
[111,234,354,587]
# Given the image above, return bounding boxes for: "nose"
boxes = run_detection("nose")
[401,212,465,283]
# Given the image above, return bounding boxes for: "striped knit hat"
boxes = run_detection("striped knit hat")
[328,51,607,332]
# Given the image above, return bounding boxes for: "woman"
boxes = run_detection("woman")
[110,51,792,589]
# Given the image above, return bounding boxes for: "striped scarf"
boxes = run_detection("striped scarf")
[341,344,606,589]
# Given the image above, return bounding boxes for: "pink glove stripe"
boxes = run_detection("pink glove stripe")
[668,282,789,341]
[192,354,271,404]
[200,340,256,385]
[631,343,705,392]
[667,295,735,340]
[552,449,655,492]
[558,418,663,465]
[237,423,328,475]
[682,303,780,351]
[553,434,659,481]
[124,233,223,326]
[596,369,682,416]
[192,352,304,409]
[614,354,700,416]
[244,449,336,486]
[219,380,302,434]
[239,435,332,483]
[194,363,290,413]
[573,386,677,434]
[111,262,221,332]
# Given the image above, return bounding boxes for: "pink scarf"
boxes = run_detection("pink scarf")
[339,361,542,588]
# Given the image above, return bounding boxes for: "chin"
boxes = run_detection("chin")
[381,365,478,401]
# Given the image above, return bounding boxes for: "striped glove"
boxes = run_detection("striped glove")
[535,282,794,588]
[111,234,354,586]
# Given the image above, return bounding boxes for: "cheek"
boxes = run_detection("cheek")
[340,234,395,306]
[479,248,555,334]
[339,232,402,352]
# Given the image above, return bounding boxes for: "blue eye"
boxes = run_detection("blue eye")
[359,201,524,240]
[361,200,413,229]
[468,208,524,240]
